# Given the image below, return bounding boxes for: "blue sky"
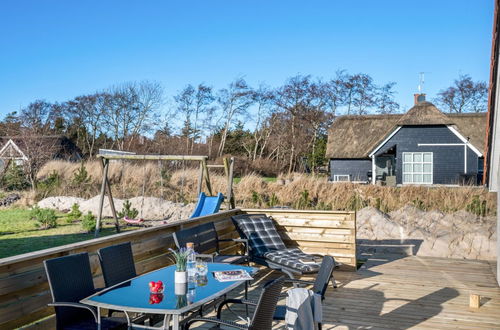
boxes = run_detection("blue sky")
[0,0,494,117]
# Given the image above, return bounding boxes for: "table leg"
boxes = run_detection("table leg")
[124,311,132,327]
[97,307,101,330]
[172,314,180,330]
[162,314,171,330]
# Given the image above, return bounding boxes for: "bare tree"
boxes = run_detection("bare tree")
[216,78,254,157]
[324,71,348,116]
[275,75,316,173]
[191,84,215,154]
[66,93,108,157]
[243,85,276,161]
[104,81,163,150]
[376,82,400,114]
[174,85,196,153]
[435,74,488,113]
[18,100,55,134]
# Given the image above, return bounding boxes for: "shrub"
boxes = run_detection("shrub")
[66,203,82,223]
[1,162,29,191]
[81,212,96,232]
[347,192,367,211]
[30,206,57,229]
[251,190,263,207]
[118,200,139,219]
[268,193,279,208]
[72,162,90,185]
[36,171,61,198]
[295,190,311,210]
[466,195,489,217]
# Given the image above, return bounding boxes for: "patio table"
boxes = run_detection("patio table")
[81,263,257,330]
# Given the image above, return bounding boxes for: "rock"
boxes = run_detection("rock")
[0,193,21,207]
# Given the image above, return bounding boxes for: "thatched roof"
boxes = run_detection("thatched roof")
[448,113,487,155]
[396,102,454,126]
[326,102,487,159]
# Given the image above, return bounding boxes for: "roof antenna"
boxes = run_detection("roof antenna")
[418,72,425,93]
[418,72,431,93]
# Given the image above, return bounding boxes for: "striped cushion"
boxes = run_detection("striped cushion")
[264,248,321,273]
[231,214,286,257]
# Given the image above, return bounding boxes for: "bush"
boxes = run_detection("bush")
[1,162,29,191]
[117,200,139,219]
[81,212,96,232]
[36,171,61,198]
[30,206,57,229]
[268,193,279,208]
[72,162,90,185]
[295,190,312,210]
[466,195,489,217]
[66,203,82,223]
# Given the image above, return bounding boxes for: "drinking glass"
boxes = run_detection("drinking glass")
[196,260,208,276]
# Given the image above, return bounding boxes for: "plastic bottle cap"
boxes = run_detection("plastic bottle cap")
[186,242,194,249]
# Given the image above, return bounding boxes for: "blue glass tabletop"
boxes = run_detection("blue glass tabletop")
[82,263,257,314]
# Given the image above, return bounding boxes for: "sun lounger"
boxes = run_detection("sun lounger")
[231,214,337,279]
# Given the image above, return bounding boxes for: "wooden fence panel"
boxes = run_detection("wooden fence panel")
[242,209,357,271]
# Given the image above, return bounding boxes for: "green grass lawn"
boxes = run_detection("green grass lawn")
[0,208,134,259]
[233,177,276,184]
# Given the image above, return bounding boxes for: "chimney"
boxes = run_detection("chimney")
[414,93,426,104]
[413,93,425,105]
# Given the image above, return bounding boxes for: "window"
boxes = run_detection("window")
[402,152,433,184]
[333,174,350,182]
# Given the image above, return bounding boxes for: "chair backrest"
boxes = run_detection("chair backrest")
[98,242,137,287]
[190,192,225,218]
[173,222,219,253]
[231,214,286,257]
[249,276,285,330]
[312,255,335,299]
[44,253,96,328]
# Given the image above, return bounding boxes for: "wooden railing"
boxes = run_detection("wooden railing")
[0,208,356,329]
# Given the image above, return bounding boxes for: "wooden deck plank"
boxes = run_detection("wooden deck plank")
[190,255,500,329]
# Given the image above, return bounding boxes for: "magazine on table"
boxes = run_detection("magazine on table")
[213,269,253,282]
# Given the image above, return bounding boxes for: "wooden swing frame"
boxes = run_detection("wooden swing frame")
[94,154,235,237]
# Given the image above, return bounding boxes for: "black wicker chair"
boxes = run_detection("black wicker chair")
[231,214,338,282]
[185,276,285,330]
[273,255,336,330]
[44,252,126,330]
[173,222,248,264]
[98,242,137,287]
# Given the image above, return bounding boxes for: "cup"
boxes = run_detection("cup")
[196,260,208,276]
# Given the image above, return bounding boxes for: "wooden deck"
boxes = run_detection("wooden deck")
[194,254,500,329]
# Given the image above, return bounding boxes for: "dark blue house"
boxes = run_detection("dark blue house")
[326,95,486,186]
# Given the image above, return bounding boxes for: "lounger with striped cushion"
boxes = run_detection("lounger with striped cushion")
[231,214,335,279]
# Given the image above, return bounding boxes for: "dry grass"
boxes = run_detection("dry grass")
[37,161,497,215]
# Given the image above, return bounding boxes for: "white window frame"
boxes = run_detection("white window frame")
[333,174,351,182]
[402,152,433,184]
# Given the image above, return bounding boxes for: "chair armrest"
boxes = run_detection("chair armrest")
[216,299,258,318]
[48,302,98,322]
[284,278,314,286]
[218,238,249,255]
[185,317,248,329]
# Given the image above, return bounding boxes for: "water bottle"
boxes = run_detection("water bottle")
[186,242,196,281]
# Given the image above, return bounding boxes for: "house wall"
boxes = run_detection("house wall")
[376,125,481,185]
[330,158,372,182]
